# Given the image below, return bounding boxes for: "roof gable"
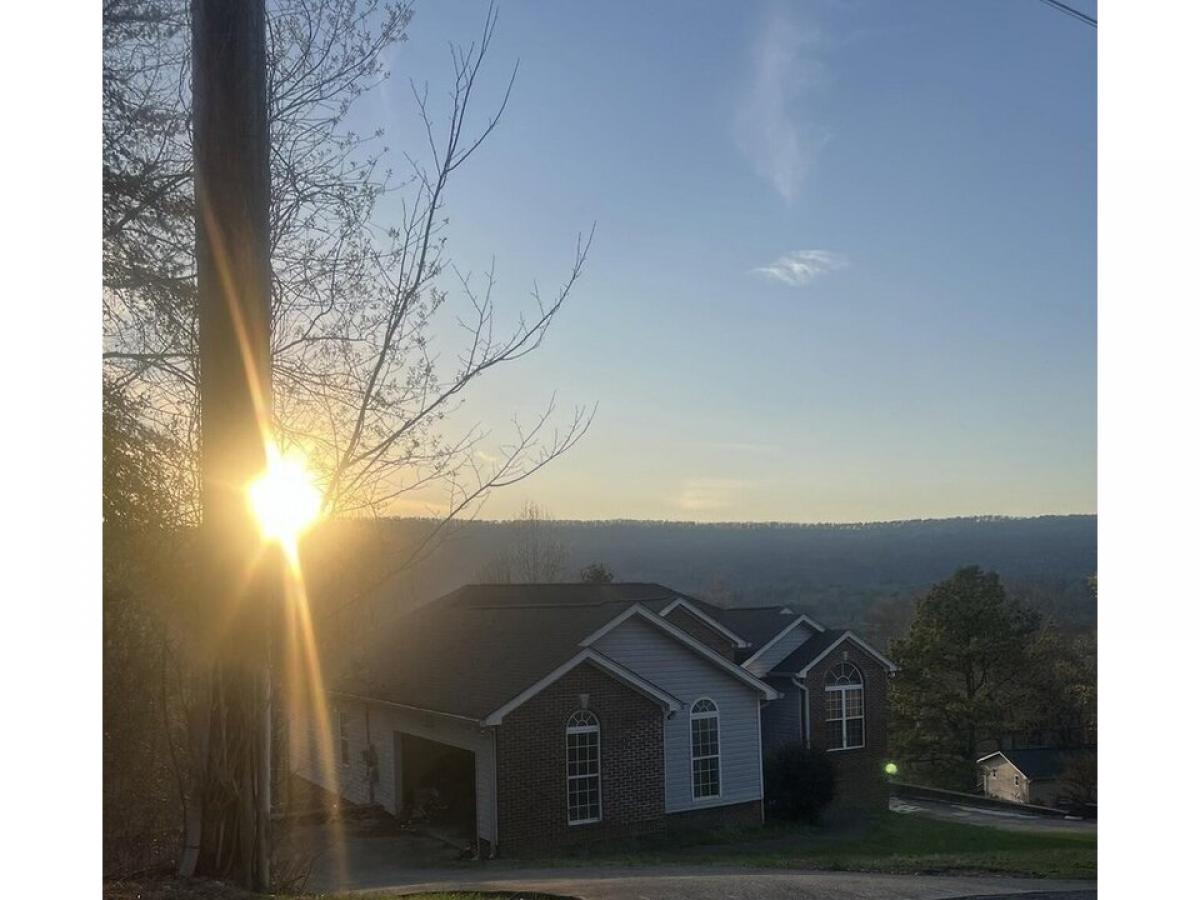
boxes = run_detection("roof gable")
[777,629,899,677]
[482,649,683,725]
[710,606,813,649]
[581,605,779,700]
[657,597,751,648]
[740,615,825,675]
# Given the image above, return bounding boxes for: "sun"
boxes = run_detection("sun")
[247,445,322,558]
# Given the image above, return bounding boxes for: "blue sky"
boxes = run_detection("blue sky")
[360,0,1096,523]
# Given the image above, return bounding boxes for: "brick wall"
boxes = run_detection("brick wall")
[663,607,737,660]
[761,675,802,751]
[804,642,891,810]
[494,662,666,854]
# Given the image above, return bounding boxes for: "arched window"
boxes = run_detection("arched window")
[690,698,721,799]
[566,710,601,824]
[825,662,865,750]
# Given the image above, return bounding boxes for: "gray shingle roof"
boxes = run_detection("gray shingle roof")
[771,628,849,674]
[709,606,806,649]
[337,583,698,720]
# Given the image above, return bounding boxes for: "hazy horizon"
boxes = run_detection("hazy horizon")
[345,510,1098,527]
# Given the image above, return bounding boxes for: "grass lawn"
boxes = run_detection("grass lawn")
[526,812,1096,880]
[105,813,1095,899]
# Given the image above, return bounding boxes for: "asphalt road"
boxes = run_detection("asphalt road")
[888,796,1098,835]
[318,864,1096,899]
[300,803,1097,899]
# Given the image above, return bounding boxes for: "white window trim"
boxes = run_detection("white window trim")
[566,711,602,825]
[690,698,722,800]
[824,664,865,752]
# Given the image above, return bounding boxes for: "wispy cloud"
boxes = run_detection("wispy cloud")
[735,6,832,203]
[752,250,847,287]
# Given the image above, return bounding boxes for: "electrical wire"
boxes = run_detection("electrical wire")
[1035,0,1098,28]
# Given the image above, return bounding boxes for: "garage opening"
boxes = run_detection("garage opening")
[394,732,476,844]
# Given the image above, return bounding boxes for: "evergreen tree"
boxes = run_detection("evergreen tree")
[889,566,1041,788]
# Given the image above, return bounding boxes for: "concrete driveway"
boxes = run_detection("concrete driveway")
[317,864,1095,899]
[889,797,1098,835]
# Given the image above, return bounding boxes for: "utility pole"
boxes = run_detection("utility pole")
[190,0,273,890]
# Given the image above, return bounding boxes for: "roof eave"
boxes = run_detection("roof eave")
[481,647,684,726]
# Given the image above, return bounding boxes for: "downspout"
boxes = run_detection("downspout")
[489,726,499,858]
[793,675,810,749]
[756,700,766,824]
[364,702,375,806]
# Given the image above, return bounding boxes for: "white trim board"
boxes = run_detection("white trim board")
[739,614,826,672]
[482,647,683,726]
[580,604,780,701]
[791,631,899,678]
[658,597,750,648]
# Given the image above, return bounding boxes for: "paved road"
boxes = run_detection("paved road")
[889,797,1097,835]
[317,864,1095,899]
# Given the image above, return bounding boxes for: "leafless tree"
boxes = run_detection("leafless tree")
[104,0,593,546]
[478,501,570,583]
[103,0,593,883]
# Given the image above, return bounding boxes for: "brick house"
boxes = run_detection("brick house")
[291,583,896,855]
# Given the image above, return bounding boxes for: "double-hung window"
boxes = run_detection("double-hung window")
[690,698,721,799]
[566,710,601,824]
[825,663,865,750]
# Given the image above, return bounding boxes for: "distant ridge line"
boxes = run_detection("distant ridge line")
[365,513,1097,529]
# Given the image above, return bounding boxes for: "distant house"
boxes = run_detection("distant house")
[976,748,1090,808]
[291,582,896,855]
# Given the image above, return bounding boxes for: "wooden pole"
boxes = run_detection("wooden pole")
[191,0,273,890]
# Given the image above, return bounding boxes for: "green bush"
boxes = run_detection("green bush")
[763,742,836,822]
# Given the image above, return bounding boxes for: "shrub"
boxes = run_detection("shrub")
[1057,751,1097,815]
[763,742,836,823]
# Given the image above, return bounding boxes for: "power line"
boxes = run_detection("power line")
[1035,0,1097,28]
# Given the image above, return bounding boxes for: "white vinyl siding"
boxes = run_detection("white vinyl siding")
[593,615,763,813]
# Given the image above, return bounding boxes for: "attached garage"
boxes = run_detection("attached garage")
[394,731,476,841]
[292,695,498,853]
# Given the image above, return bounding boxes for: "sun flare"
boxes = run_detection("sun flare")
[247,445,322,556]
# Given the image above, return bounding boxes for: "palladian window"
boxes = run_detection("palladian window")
[690,698,721,798]
[566,710,601,824]
[825,662,865,750]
